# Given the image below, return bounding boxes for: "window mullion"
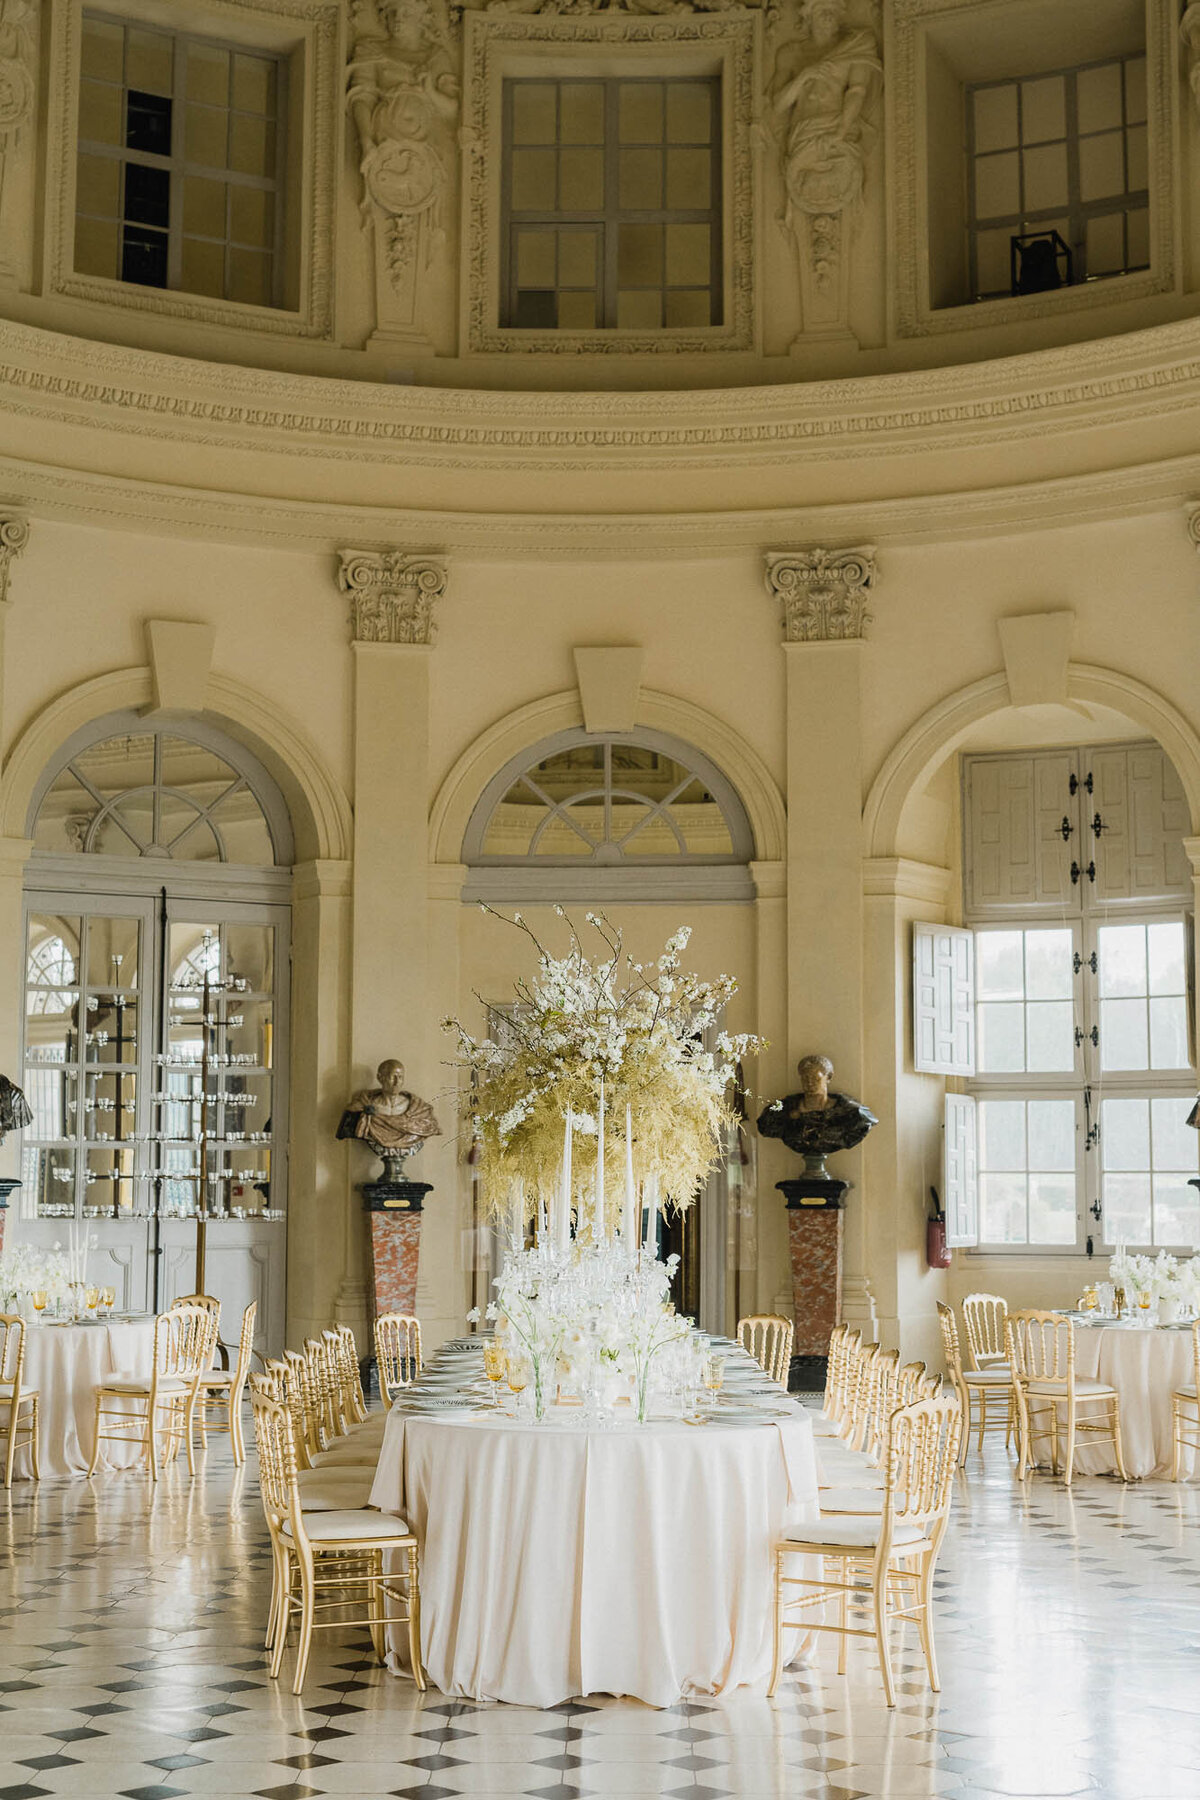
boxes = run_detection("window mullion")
[167,33,186,293]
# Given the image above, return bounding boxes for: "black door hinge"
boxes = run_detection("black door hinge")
[1075,1025,1099,1048]
[1059,815,1074,841]
[1073,951,1098,974]
[1091,812,1108,838]
[1070,771,1093,796]
[1071,860,1096,885]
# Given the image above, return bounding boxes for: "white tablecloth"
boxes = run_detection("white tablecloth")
[18,1317,159,1478]
[1071,1323,1198,1478]
[368,1406,819,1707]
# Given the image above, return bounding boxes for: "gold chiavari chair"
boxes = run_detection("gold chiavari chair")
[250,1384,424,1695]
[1170,1320,1200,1480]
[374,1313,422,1403]
[895,1360,929,1408]
[1006,1309,1128,1486]
[195,1302,257,1464]
[864,1348,901,1463]
[961,1292,1009,1370]
[737,1315,795,1389]
[937,1301,1012,1461]
[770,1394,963,1707]
[334,1326,369,1425]
[0,1315,40,1487]
[88,1303,215,1480]
[846,1342,881,1453]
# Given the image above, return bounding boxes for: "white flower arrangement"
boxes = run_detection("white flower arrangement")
[481,1240,691,1423]
[1109,1246,1198,1315]
[0,1242,73,1312]
[443,909,764,1229]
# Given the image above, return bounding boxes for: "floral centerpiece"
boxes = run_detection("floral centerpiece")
[448,911,762,1423]
[444,909,762,1243]
[0,1242,73,1317]
[1109,1247,1200,1322]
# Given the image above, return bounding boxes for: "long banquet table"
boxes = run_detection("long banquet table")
[18,1316,158,1478]
[368,1369,819,1707]
[1069,1320,1198,1479]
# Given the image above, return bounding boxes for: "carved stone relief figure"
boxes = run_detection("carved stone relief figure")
[347,0,460,346]
[769,0,881,343]
[1183,3,1200,113]
[0,0,36,284]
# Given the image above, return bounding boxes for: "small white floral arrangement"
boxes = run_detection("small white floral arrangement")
[469,1240,691,1422]
[0,1242,73,1313]
[1109,1246,1198,1314]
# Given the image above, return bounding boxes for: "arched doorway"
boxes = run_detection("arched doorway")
[461,726,757,1328]
[19,712,293,1351]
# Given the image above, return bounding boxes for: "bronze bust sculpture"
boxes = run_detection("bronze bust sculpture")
[337,1058,441,1184]
[757,1053,877,1178]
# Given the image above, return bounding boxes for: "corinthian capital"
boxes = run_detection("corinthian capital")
[764,545,875,643]
[0,514,29,607]
[337,550,447,645]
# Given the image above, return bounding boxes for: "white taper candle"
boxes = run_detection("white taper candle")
[595,1080,605,1245]
[623,1103,636,1257]
[558,1107,573,1253]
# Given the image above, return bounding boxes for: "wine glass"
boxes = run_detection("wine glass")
[703,1355,725,1411]
[101,1286,116,1315]
[482,1339,507,1407]
[85,1286,99,1317]
[31,1290,47,1324]
[506,1357,528,1416]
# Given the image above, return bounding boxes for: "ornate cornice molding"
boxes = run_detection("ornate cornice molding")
[7,317,1200,475]
[765,544,875,641]
[337,549,447,644]
[0,510,28,605]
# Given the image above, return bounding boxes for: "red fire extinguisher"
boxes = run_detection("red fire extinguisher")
[927,1187,952,1270]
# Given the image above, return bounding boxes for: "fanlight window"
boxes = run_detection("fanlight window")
[26,932,79,1016]
[479,741,740,863]
[32,726,279,864]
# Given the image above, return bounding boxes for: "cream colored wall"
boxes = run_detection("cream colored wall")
[3,354,1200,1358]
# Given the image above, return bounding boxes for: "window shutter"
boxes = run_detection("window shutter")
[943,1092,978,1248]
[964,751,1077,913]
[913,922,975,1075]
[1090,743,1190,902]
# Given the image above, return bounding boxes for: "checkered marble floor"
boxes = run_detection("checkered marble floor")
[1,1423,1198,1800]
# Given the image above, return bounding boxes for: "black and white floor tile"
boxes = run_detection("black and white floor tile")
[1,1421,1198,1800]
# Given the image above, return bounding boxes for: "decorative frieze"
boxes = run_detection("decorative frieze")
[0,512,29,606]
[764,545,875,642]
[0,0,36,197]
[338,549,447,645]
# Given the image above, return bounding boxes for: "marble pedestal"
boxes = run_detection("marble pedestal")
[363,1180,431,1320]
[0,1179,17,1256]
[778,1177,846,1359]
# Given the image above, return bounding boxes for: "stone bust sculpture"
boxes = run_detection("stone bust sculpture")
[0,1074,32,1145]
[337,1058,441,1182]
[756,1053,877,1177]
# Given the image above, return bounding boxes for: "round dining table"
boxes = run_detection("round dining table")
[17,1315,158,1478]
[368,1402,819,1708]
[1069,1320,1198,1478]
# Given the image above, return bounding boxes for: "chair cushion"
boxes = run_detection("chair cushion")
[0,1384,36,1401]
[819,1487,886,1515]
[100,1374,189,1393]
[199,1371,235,1388]
[295,1473,373,1511]
[311,1444,380,1468]
[1026,1377,1116,1397]
[282,1509,413,1543]
[783,1516,929,1550]
[1172,1385,1198,1401]
[963,1369,1012,1387]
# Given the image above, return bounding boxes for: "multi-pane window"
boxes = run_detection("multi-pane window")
[75,11,284,306]
[929,743,1198,1252]
[502,77,721,331]
[978,1097,1077,1247]
[967,54,1149,299]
